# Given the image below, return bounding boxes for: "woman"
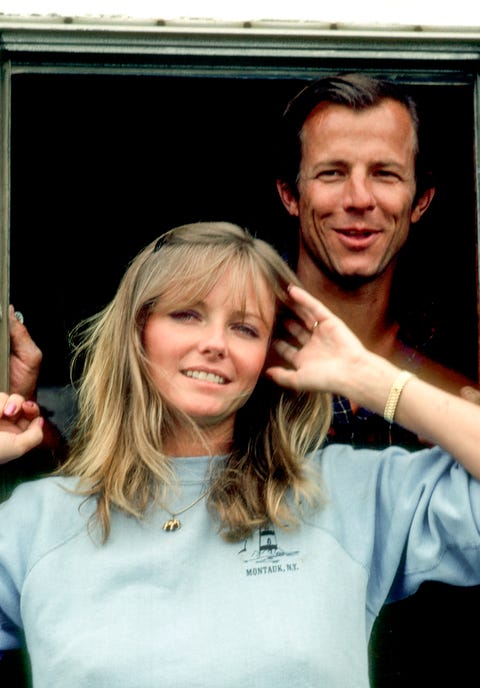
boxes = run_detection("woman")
[1,221,480,687]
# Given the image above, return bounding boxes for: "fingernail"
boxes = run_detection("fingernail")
[5,403,17,415]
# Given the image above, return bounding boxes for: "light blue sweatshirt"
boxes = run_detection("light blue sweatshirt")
[1,444,480,687]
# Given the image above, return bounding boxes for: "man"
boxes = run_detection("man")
[275,72,480,686]
[276,73,478,449]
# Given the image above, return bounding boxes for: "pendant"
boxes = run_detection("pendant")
[163,517,181,531]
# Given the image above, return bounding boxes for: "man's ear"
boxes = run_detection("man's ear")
[276,180,300,217]
[411,186,435,224]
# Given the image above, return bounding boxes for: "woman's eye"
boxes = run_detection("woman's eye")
[169,310,199,322]
[233,323,259,338]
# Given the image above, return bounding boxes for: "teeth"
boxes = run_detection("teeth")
[184,370,226,384]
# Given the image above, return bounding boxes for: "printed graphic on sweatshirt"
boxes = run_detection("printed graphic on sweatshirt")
[238,526,301,577]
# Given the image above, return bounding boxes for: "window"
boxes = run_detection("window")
[2,21,479,396]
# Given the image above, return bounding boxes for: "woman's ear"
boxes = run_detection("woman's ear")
[411,186,435,224]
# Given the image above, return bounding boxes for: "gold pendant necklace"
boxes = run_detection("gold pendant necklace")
[162,490,209,532]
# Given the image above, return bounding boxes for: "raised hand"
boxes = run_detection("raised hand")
[266,284,367,396]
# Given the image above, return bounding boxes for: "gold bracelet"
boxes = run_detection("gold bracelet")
[383,370,415,424]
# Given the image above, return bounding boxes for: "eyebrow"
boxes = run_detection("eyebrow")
[371,160,407,169]
[231,309,268,324]
[313,157,407,168]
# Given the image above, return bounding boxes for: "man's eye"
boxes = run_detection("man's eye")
[374,169,401,180]
[316,169,344,179]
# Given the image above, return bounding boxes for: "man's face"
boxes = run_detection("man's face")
[278,99,433,284]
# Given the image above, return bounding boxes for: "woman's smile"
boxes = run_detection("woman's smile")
[143,271,275,429]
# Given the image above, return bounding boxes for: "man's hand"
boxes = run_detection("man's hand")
[8,305,42,399]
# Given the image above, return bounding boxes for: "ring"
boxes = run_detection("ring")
[312,320,319,331]
[14,311,24,324]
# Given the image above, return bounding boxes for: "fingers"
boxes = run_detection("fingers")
[20,400,42,421]
[272,339,298,367]
[0,392,26,417]
[284,319,310,347]
[8,305,43,398]
[0,393,44,463]
[264,365,298,390]
[284,285,337,339]
[0,393,41,424]
[0,416,44,464]
[15,416,44,452]
[8,304,30,342]
[287,285,333,323]
[9,304,42,361]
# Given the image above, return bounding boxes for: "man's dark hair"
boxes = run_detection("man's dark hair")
[275,73,433,201]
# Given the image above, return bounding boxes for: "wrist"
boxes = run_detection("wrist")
[341,352,401,415]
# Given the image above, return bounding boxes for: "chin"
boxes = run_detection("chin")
[190,409,234,425]
[334,271,379,289]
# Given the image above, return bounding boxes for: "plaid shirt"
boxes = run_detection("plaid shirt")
[327,329,437,452]
[328,394,426,451]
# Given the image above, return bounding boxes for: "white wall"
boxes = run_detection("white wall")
[0,0,479,29]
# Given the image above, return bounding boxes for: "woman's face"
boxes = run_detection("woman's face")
[143,271,275,433]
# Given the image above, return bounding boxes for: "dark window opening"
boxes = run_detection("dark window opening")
[9,72,478,393]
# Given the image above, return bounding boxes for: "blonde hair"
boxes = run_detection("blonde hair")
[62,222,332,541]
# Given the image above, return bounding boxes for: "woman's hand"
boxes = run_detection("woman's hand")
[266,287,480,479]
[266,285,369,396]
[0,393,44,464]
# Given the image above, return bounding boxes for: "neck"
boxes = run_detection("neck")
[164,418,233,457]
[296,255,399,358]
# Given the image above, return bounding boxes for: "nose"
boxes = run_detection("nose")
[342,172,375,211]
[198,324,227,359]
